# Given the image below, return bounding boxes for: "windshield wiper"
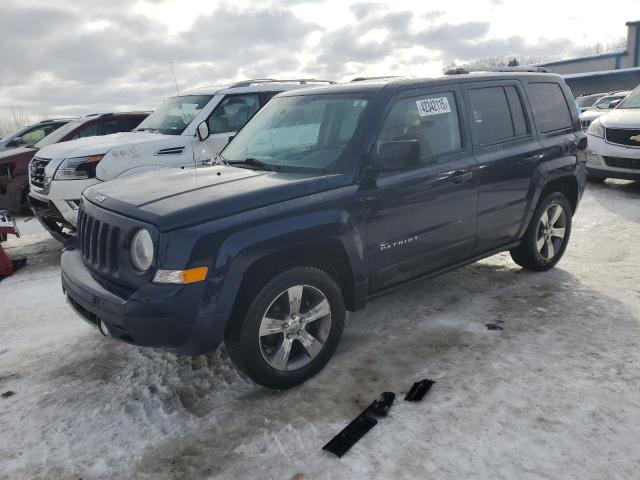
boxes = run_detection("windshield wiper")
[228,158,279,171]
[135,127,159,133]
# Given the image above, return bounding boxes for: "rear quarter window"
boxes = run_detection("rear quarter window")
[528,82,573,133]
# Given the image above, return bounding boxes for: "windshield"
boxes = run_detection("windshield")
[618,86,640,109]
[34,119,83,148]
[136,94,212,135]
[591,94,625,110]
[222,94,371,172]
[576,94,602,108]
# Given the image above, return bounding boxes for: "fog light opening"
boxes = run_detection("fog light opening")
[99,320,110,337]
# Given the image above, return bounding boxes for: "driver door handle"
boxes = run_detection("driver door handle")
[448,171,474,184]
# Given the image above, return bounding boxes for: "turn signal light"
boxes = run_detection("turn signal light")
[153,266,208,284]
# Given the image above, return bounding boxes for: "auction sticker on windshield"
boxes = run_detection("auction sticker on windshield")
[416,97,451,117]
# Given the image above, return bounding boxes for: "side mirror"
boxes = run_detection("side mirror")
[608,99,622,109]
[9,136,25,147]
[196,121,210,141]
[228,134,236,144]
[374,140,421,171]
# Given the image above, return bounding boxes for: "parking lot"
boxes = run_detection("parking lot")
[0,181,638,479]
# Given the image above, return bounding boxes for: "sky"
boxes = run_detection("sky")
[0,0,637,118]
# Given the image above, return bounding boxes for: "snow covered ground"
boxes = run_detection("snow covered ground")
[1,182,640,480]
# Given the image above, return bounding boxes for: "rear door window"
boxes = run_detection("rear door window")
[377,91,463,165]
[528,82,573,133]
[468,85,529,145]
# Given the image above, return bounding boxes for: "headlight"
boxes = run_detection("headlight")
[586,120,604,138]
[54,154,104,180]
[130,229,154,271]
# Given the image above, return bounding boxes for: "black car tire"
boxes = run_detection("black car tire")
[225,266,345,389]
[510,192,572,271]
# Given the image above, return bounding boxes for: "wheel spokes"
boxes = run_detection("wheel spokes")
[536,235,546,251]
[287,286,303,316]
[297,330,323,359]
[301,298,330,325]
[548,205,562,225]
[540,210,549,227]
[550,227,565,239]
[271,337,293,370]
[544,237,555,260]
[259,317,287,337]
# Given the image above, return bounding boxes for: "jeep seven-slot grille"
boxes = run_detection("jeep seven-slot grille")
[605,128,640,148]
[30,157,49,190]
[77,208,120,274]
[604,156,640,170]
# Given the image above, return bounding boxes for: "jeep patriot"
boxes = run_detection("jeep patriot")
[61,72,587,389]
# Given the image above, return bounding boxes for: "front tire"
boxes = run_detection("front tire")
[510,192,572,271]
[225,267,345,389]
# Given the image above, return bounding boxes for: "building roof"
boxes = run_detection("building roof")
[538,48,627,67]
[563,66,640,80]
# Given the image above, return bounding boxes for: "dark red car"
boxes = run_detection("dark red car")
[0,112,149,212]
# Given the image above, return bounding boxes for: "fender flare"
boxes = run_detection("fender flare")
[209,208,367,328]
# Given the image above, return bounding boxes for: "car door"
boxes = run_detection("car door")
[362,86,479,292]
[198,93,261,161]
[464,81,544,254]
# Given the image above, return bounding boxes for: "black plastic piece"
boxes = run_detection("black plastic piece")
[323,392,395,458]
[486,323,503,330]
[405,379,436,402]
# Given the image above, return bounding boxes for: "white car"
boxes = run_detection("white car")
[579,91,630,130]
[28,79,333,240]
[585,85,640,182]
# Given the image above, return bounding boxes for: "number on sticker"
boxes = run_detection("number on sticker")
[416,97,451,117]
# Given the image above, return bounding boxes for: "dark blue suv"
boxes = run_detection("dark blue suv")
[61,71,587,389]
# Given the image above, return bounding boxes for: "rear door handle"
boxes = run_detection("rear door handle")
[448,171,474,184]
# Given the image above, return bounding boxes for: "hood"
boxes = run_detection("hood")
[598,109,640,128]
[0,146,37,164]
[580,109,608,122]
[36,131,179,160]
[83,165,350,231]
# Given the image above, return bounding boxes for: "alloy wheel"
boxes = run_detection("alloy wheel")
[258,284,332,371]
[536,203,567,261]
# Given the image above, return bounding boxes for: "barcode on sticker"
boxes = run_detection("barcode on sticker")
[353,100,368,107]
[416,97,451,117]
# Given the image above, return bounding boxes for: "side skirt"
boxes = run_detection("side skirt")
[365,241,521,303]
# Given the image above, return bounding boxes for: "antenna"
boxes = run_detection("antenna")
[170,62,180,95]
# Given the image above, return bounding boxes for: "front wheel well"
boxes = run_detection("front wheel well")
[230,240,357,320]
[539,176,579,214]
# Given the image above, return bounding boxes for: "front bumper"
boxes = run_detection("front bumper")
[30,177,100,227]
[585,134,640,180]
[61,248,226,355]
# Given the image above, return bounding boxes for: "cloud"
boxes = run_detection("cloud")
[0,0,582,117]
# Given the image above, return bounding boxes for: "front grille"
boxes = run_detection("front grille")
[605,128,640,148]
[603,156,640,170]
[77,207,120,275]
[581,120,591,130]
[30,157,50,190]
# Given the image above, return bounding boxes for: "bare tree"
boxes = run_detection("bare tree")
[0,106,32,138]
[578,36,627,56]
[445,36,629,73]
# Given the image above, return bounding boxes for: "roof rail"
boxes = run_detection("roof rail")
[351,76,404,82]
[229,78,336,88]
[445,66,549,75]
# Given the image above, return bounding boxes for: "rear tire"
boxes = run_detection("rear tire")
[225,266,345,389]
[510,192,572,271]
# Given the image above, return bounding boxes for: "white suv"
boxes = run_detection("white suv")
[585,85,640,182]
[29,79,333,240]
